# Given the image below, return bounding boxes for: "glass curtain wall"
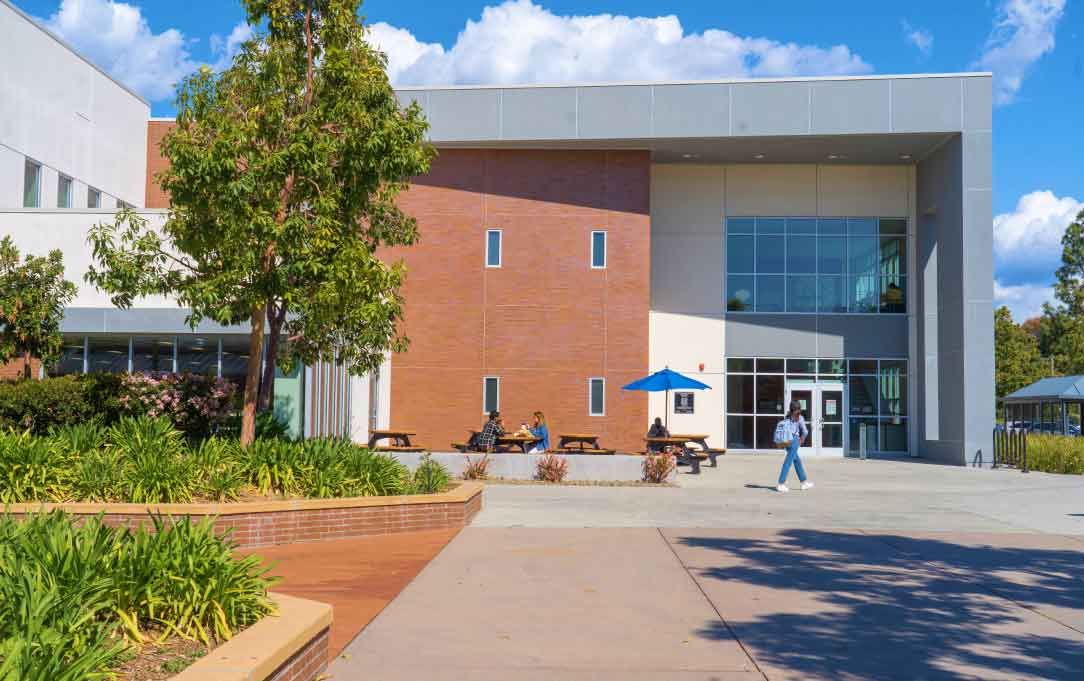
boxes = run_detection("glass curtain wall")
[726,217,907,314]
[726,357,908,453]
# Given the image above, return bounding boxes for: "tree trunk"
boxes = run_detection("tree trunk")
[23,351,31,380]
[258,302,285,412]
[240,305,266,447]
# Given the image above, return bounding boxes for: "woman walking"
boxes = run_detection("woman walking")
[777,401,814,493]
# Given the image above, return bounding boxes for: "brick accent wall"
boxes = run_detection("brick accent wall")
[267,626,329,681]
[389,149,651,452]
[0,358,40,380]
[145,120,173,208]
[16,484,482,549]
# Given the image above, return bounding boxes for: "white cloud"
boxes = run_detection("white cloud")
[210,22,253,72]
[994,280,1054,320]
[975,0,1066,105]
[902,21,933,57]
[367,0,872,86]
[994,190,1083,284]
[41,0,196,101]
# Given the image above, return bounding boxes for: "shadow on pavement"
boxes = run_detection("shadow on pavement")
[676,529,1084,681]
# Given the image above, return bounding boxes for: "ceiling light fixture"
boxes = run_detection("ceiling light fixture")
[681,153,700,159]
[754,153,766,159]
[899,154,912,160]
[826,154,847,160]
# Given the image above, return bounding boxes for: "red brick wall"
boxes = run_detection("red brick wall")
[145,120,173,208]
[390,149,651,452]
[0,358,40,380]
[267,626,329,681]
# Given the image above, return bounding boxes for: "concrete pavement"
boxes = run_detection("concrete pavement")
[329,458,1084,680]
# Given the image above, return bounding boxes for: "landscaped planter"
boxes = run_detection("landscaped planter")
[173,593,331,681]
[393,451,652,481]
[5,481,482,548]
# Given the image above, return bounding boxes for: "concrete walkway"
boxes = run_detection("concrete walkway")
[330,458,1084,680]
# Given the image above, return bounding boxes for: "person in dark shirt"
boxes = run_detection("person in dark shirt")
[647,417,670,452]
[478,410,505,451]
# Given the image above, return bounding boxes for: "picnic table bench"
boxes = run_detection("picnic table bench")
[555,433,615,455]
[670,434,725,467]
[368,429,425,452]
[643,436,712,474]
[454,430,541,453]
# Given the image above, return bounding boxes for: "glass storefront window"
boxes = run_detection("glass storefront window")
[787,235,817,273]
[726,358,754,373]
[848,276,878,312]
[818,218,846,235]
[756,236,785,273]
[819,237,846,274]
[787,218,817,234]
[849,376,878,416]
[726,375,754,413]
[727,235,755,273]
[849,417,878,453]
[817,276,846,313]
[880,420,908,451]
[177,336,217,374]
[755,375,785,414]
[756,275,785,312]
[786,275,818,312]
[818,359,846,376]
[756,218,785,234]
[726,415,755,449]
[132,337,174,373]
[787,359,816,375]
[87,335,129,373]
[220,336,253,380]
[728,217,755,234]
[52,339,85,376]
[727,275,755,311]
[755,416,779,450]
[756,358,784,373]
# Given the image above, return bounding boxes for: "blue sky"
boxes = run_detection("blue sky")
[19,0,1083,320]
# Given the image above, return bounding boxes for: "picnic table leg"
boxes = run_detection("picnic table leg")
[401,434,412,447]
[685,445,700,474]
[367,434,377,448]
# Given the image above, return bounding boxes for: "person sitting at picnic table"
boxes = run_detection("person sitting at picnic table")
[478,410,506,451]
[647,417,670,452]
[528,411,549,453]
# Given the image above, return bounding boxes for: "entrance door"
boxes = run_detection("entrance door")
[786,381,845,456]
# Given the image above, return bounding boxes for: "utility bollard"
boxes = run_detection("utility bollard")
[859,422,868,460]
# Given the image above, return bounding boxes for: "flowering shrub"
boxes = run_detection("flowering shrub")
[462,454,490,480]
[642,451,676,483]
[535,453,569,483]
[119,372,237,439]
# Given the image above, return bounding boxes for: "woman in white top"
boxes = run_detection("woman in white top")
[777,400,814,493]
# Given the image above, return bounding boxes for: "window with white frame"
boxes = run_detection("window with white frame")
[589,377,605,416]
[23,159,41,207]
[483,376,500,413]
[57,175,72,208]
[88,187,101,209]
[486,229,502,267]
[591,230,607,269]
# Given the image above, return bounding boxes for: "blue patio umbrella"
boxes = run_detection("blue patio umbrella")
[622,367,711,428]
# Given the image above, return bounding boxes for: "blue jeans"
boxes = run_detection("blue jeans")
[778,438,807,485]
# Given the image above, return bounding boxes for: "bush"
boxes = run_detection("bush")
[410,454,451,494]
[642,451,677,483]
[462,454,490,480]
[1027,434,1084,475]
[0,511,277,679]
[108,416,195,503]
[118,372,237,440]
[535,453,569,483]
[0,376,95,434]
[0,430,69,503]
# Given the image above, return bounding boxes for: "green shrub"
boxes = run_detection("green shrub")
[0,511,276,678]
[339,447,409,496]
[462,454,490,480]
[0,430,70,502]
[50,421,108,456]
[68,450,124,502]
[1027,434,1084,475]
[409,454,451,494]
[108,417,195,503]
[0,377,94,434]
[535,453,569,483]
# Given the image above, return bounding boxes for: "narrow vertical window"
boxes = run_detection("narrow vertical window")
[23,160,40,207]
[57,175,72,208]
[88,187,101,208]
[483,376,500,413]
[589,377,605,416]
[591,230,607,269]
[486,229,502,267]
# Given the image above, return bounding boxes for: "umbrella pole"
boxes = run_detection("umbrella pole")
[665,388,670,430]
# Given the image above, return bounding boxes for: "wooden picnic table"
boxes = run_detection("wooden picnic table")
[644,436,708,474]
[461,429,541,453]
[368,429,417,449]
[670,434,725,467]
[557,433,600,451]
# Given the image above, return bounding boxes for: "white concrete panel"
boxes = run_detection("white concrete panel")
[40,167,58,209]
[817,165,909,217]
[6,210,169,307]
[725,165,817,216]
[648,311,724,444]
[651,234,724,314]
[0,145,22,207]
[0,1,149,207]
[650,164,723,234]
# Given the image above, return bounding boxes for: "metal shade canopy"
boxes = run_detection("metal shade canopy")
[622,368,711,428]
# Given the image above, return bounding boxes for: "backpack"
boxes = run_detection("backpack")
[773,419,791,447]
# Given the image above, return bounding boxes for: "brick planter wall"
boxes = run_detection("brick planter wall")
[7,482,482,549]
[267,626,329,681]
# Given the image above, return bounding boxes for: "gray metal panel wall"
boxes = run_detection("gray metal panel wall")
[61,307,251,334]
[723,314,908,358]
[916,127,993,466]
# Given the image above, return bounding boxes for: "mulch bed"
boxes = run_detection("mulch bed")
[114,634,208,680]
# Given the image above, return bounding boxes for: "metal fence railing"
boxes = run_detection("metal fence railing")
[993,428,1029,472]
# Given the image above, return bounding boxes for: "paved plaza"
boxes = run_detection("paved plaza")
[331,457,1084,680]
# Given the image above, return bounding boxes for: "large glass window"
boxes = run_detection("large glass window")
[23,159,41,207]
[57,175,72,208]
[726,217,908,314]
[87,335,129,373]
[132,337,174,373]
[725,357,909,454]
[52,338,85,376]
[177,336,217,374]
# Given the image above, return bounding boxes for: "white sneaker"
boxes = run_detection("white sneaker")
[801,481,814,490]
[776,484,789,493]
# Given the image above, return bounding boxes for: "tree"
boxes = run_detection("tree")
[87,0,434,445]
[1041,209,1084,375]
[0,237,77,379]
[994,306,1045,401]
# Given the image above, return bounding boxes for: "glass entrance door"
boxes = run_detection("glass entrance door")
[786,381,845,455]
